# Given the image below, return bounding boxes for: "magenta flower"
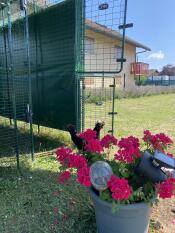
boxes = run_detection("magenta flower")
[79,129,97,142]
[115,136,141,163]
[108,176,132,201]
[158,178,175,199]
[77,166,91,187]
[101,134,118,148]
[85,139,104,154]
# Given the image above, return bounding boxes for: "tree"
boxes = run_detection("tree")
[159,64,175,76]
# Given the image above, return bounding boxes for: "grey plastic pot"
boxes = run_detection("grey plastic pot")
[90,188,151,233]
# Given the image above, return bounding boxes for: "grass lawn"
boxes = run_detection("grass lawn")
[115,93,175,139]
[86,93,175,143]
[1,93,175,233]
[0,155,96,233]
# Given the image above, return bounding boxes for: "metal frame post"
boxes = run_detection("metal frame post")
[75,0,85,132]
[1,5,12,125]
[7,0,20,168]
[24,6,35,160]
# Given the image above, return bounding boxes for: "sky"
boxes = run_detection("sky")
[126,0,175,71]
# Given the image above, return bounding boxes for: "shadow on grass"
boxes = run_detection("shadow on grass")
[0,156,164,233]
[0,124,71,158]
[0,158,97,233]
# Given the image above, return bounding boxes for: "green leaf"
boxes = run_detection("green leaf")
[111,201,119,213]
[100,189,112,202]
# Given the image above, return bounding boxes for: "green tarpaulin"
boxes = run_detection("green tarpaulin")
[0,0,78,130]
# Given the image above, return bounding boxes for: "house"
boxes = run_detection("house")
[149,69,159,76]
[6,1,150,90]
[85,20,151,88]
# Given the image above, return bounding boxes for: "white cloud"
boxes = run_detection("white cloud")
[146,50,165,60]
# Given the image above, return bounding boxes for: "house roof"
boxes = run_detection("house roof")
[86,19,151,51]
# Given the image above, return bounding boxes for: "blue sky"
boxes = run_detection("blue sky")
[126,0,175,70]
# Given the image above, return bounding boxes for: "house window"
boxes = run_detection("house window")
[85,37,95,54]
[115,47,122,61]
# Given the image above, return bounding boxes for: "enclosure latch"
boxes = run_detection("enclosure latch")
[108,112,118,115]
[109,84,116,87]
[117,58,126,62]
[118,23,133,30]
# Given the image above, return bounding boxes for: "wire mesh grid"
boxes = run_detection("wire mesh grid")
[0,0,76,158]
[0,0,127,166]
[0,1,34,162]
[81,76,115,135]
[84,0,126,74]
[80,0,127,134]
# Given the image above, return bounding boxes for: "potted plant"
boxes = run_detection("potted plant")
[56,129,175,233]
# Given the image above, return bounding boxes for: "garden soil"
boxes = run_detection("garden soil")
[152,198,175,233]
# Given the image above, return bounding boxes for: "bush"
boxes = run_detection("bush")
[84,86,175,103]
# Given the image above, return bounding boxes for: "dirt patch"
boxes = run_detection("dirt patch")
[151,198,175,233]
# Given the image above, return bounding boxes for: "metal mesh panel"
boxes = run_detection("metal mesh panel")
[78,0,127,134]
[0,1,33,164]
[0,0,127,165]
[83,0,126,74]
[81,76,115,134]
[0,0,78,163]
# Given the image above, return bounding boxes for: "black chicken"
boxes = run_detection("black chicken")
[67,124,84,150]
[93,120,105,139]
[67,121,105,150]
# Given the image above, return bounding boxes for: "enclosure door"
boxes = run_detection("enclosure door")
[76,0,128,134]
[80,76,117,135]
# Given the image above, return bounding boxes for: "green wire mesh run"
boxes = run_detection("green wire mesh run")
[0,0,127,166]
[0,0,79,163]
[83,0,126,74]
[0,1,34,163]
[81,76,116,135]
[79,0,127,134]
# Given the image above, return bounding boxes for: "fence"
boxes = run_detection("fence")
[0,0,128,167]
[144,76,175,86]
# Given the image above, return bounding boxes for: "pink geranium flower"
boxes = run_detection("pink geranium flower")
[67,153,87,169]
[56,147,73,166]
[85,139,104,154]
[115,136,141,163]
[143,130,173,152]
[108,176,132,201]
[79,129,97,142]
[56,129,175,206]
[77,166,91,187]
[100,134,118,148]
[158,178,175,199]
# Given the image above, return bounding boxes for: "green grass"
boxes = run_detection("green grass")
[1,93,175,233]
[115,93,175,139]
[0,116,71,157]
[0,155,96,233]
[86,93,175,142]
